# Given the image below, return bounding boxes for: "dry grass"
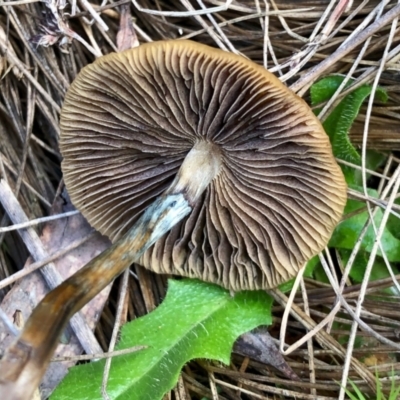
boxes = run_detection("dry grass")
[1,0,400,399]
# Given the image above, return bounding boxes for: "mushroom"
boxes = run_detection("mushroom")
[0,40,346,399]
[61,39,347,290]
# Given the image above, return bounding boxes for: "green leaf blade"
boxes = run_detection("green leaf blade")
[310,76,387,185]
[52,279,272,400]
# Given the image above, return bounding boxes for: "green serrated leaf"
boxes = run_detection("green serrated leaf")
[310,75,387,185]
[52,279,273,400]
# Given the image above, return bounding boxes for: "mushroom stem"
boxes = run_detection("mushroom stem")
[0,141,222,399]
[0,195,192,399]
[166,140,222,204]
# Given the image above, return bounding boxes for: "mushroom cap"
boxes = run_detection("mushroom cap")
[60,40,347,291]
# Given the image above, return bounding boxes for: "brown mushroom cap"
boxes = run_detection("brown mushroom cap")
[60,40,347,291]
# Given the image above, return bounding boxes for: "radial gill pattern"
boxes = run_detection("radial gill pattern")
[60,40,347,291]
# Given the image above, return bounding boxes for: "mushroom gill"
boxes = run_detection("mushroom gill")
[61,39,347,290]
